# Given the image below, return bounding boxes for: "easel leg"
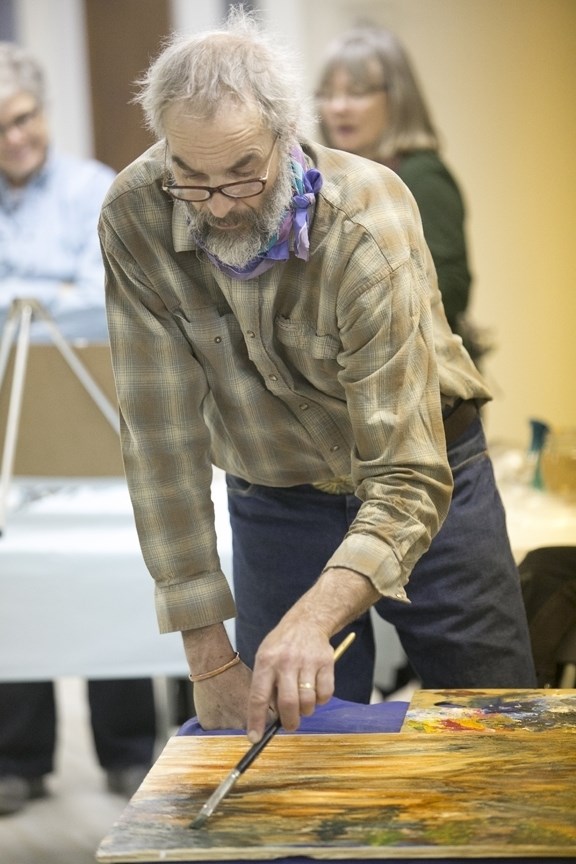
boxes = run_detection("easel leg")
[0,303,33,535]
[33,307,119,432]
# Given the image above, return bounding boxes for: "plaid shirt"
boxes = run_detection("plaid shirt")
[99,140,490,634]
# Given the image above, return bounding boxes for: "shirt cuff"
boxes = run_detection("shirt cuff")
[154,570,236,633]
[323,532,410,604]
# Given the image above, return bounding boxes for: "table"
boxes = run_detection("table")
[492,445,576,562]
[96,690,576,864]
[0,473,233,681]
[4,444,572,685]
[0,470,403,691]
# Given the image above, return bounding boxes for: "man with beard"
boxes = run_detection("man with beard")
[99,8,536,745]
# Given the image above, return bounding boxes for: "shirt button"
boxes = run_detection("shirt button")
[214,336,222,343]
[269,374,278,381]
[300,403,309,411]
[246,330,255,338]
[330,444,340,452]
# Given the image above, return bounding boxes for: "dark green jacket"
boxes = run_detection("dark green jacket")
[395,150,470,334]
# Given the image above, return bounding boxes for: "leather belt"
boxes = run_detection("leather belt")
[442,398,479,445]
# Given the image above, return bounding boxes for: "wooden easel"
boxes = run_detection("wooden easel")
[0,298,120,534]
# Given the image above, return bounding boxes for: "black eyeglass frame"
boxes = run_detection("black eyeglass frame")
[162,135,279,202]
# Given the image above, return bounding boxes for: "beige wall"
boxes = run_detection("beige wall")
[266,0,576,447]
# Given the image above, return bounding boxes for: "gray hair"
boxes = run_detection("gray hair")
[0,42,45,106]
[316,27,439,160]
[135,6,311,141]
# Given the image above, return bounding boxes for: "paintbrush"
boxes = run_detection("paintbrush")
[189,630,356,829]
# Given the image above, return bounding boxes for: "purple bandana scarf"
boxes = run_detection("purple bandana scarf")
[198,144,323,280]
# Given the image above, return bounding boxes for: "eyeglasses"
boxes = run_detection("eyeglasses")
[0,105,41,139]
[162,136,279,202]
[315,87,387,105]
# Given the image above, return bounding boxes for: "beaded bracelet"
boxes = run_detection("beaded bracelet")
[188,651,241,683]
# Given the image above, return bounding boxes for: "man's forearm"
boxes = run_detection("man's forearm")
[281,566,381,637]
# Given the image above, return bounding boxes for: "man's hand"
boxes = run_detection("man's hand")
[182,568,379,739]
[246,621,334,743]
[182,622,258,730]
[246,567,380,743]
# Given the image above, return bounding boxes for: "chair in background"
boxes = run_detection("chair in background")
[519,546,576,688]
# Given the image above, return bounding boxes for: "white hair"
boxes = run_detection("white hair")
[0,42,45,106]
[135,5,313,142]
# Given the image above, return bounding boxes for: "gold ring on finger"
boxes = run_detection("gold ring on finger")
[298,682,315,690]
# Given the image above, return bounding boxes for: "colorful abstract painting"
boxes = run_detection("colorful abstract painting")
[401,688,576,733]
[97,730,576,862]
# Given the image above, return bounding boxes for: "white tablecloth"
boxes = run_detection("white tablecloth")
[0,469,403,687]
[0,471,234,681]
[492,446,576,562]
[4,453,563,687]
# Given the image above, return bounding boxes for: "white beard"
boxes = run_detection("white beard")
[186,156,294,268]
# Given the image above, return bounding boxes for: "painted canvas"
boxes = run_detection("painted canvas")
[401,688,576,734]
[96,731,576,862]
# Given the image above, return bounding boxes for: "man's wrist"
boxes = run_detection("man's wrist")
[181,621,236,679]
[188,651,240,682]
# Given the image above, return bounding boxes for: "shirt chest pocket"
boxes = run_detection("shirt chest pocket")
[172,305,246,368]
[274,315,340,360]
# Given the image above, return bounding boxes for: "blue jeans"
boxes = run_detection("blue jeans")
[227,417,537,702]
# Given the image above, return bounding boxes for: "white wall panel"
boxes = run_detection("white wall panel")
[14,0,92,157]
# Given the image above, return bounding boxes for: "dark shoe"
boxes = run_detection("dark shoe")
[0,775,47,816]
[105,765,150,798]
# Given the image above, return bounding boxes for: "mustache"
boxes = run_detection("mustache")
[191,210,258,231]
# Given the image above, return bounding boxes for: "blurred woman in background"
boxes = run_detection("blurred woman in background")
[316,26,489,365]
